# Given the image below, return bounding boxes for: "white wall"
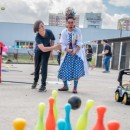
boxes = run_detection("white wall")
[0,22,130,54]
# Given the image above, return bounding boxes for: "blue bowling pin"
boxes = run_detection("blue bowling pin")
[64,103,72,130]
[57,119,66,130]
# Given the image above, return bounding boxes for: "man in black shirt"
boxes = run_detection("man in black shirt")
[98,40,112,73]
[57,33,61,65]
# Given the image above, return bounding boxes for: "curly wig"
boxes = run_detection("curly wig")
[65,7,76,21]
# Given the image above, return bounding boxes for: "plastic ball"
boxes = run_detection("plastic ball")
[1,7,5,10]
[68,95,81,110]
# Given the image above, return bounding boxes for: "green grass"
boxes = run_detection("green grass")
[2,53,96,65]
[2,54,58,64]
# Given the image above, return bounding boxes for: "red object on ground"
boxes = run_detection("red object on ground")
[0,42,4,83]
[92,105,107,130]
[107,120,120,130]
[46,97,56,130]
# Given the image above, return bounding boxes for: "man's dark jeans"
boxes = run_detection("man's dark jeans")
[34,51,50,86]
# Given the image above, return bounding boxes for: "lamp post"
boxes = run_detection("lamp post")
[118,19,125,38]
[119,20,124,38]
[120,26,122,37]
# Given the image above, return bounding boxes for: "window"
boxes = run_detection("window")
[15,41,34,49]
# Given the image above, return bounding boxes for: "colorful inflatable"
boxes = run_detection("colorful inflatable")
[2,45,8,56]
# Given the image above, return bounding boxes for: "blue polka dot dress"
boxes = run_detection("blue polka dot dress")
[58,32,85,81]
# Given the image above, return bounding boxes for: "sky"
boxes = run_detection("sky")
[0,0,130,29]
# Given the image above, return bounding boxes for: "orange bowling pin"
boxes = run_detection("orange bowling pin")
[107,120,120,130]
[92,105,107,130]
[46,97,56,130]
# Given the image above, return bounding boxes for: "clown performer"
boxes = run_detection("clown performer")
[58,7,88,93]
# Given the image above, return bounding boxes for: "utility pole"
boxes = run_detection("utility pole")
[120,26,122,38]
[118,19,124,38]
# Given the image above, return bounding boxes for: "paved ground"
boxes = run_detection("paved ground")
[0,64,130,130]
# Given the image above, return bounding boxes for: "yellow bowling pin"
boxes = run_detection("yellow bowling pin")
[52,90,58,121]
[35,103,46,130]
[12,118,27,130]
[76,99,94,130]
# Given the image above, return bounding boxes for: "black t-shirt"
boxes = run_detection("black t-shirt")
[104,44,112,57]
[86,48,93,58]
[35,29,55,52]
[87,48,93,54]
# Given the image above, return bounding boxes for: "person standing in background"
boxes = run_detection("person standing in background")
[57,33,62,65]
[98,39,112,73]
[86,44,95,70]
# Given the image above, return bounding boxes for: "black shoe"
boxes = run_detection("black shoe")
[58,87,69,91]
[30,72,35,75]
[102,71,110,73]
[31,82,37,89]
[39,86,47,92]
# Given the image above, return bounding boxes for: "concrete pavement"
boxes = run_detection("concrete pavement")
[0,64,130,130]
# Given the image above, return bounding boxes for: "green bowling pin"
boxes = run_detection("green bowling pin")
[52,90,58,121]
[76,99,94,130]
[35,103,46,130]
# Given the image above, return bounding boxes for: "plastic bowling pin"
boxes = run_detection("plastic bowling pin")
[12,118,27,130]
[35,103,46,130]
[92,105,107,130]
[64,103,72,130]
[46,97,56,130]
[107,120,120,130]
[52,90,58,121]
[76,99,94,130]
[57,119,66,130]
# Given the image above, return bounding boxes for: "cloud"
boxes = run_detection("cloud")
[0,0,130,29]
[0,0,51,24]
[109,0,130,7]
[0,0,105,24]
[102,13,129,29]
[49,0,106,14]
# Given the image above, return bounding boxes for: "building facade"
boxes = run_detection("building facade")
[0,22,130,55]
[1,22,130,69]
[96,37,130,70]
[49,13,79,27]
[84,12,102,29]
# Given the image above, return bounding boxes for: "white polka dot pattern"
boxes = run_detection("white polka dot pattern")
[58,53,85,81]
